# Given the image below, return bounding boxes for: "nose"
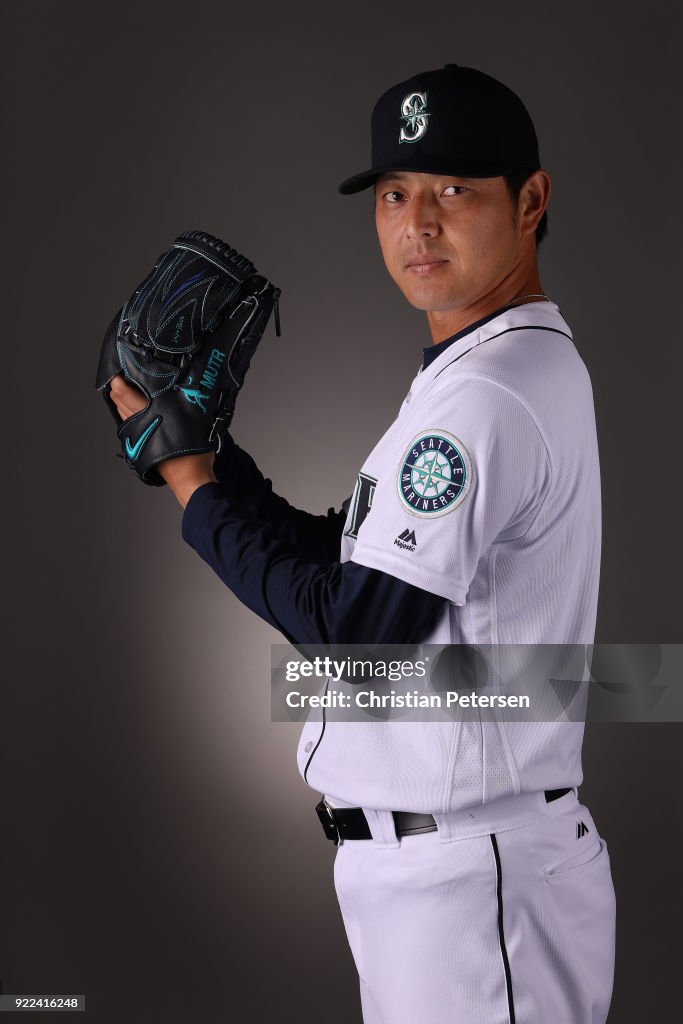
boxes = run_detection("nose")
[405,193,440,239]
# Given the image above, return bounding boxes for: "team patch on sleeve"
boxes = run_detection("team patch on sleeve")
[397,430,472,518]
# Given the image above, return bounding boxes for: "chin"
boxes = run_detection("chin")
[396,277,461,313]
[403,290,460,313]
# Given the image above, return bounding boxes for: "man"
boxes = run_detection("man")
[108,64,616,1024]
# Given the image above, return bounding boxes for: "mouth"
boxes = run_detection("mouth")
[405,256,449,274]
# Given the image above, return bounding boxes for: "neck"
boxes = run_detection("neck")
[426,272,546,345]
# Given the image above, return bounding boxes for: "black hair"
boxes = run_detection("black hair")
[502,167,548,248]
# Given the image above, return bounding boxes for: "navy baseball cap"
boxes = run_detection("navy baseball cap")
[338,63,541,195]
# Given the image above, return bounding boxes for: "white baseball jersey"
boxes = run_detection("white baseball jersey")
[296,300,602,812]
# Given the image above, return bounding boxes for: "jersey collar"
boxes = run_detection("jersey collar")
[422,303,511,370]
[416,300,572,383]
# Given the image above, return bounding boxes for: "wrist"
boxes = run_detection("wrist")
[170,475,217,510]
[158,453,217,508]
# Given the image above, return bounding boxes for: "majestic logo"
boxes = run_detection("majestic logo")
[397,431,472,517]
[576,821,590,839]
[344,472,377,539]
[125,416,161,462]
[399,91,429,144]
[394,528,417,552]
[180,348,226,413]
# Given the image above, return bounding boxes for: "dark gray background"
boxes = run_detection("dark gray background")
[2,1,681,1021]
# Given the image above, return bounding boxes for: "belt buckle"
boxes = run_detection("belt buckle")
[315,798,342,845]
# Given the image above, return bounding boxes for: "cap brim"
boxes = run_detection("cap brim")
[338,168,384,195]
[338,159,518,195]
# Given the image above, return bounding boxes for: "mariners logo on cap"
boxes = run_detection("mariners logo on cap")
[399,91,429,144]
[397,430,472,517]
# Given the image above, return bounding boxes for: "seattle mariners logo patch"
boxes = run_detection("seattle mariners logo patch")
[399,91,429,143]
[397,430,472,517]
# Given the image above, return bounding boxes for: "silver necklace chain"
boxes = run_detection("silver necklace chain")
[503,293,551,308]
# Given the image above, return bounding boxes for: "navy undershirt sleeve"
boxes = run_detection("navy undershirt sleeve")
[213,433,346,564]
[181,482,446,646]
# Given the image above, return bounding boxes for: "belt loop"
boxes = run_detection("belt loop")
[432,812,457,843]
[363,808,401,849]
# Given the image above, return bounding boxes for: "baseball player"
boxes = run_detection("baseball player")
[105,64,616,1024]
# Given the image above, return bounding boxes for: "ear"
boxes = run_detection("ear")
[520,170,551,236]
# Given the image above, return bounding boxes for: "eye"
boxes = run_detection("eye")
[382,190,405,203]
[442,185,467,196]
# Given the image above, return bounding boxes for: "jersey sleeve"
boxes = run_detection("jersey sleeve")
[349,376,552,606]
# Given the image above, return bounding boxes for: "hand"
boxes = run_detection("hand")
[108,374,217,507]
[108,372,148,420]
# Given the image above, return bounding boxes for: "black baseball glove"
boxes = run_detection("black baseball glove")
[95,229,281,486]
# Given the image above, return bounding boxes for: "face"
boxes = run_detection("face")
[374,170,530,314]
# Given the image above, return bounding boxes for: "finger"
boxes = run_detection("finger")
[109,392,131,420]
[110,376,147,416]
[123,382,147,408]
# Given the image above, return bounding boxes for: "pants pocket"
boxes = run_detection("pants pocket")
[544,836,608,882]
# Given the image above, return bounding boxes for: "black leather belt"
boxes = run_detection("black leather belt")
[316,788,572,845]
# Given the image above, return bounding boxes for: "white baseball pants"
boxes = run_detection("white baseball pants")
[332,789,616,1023]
